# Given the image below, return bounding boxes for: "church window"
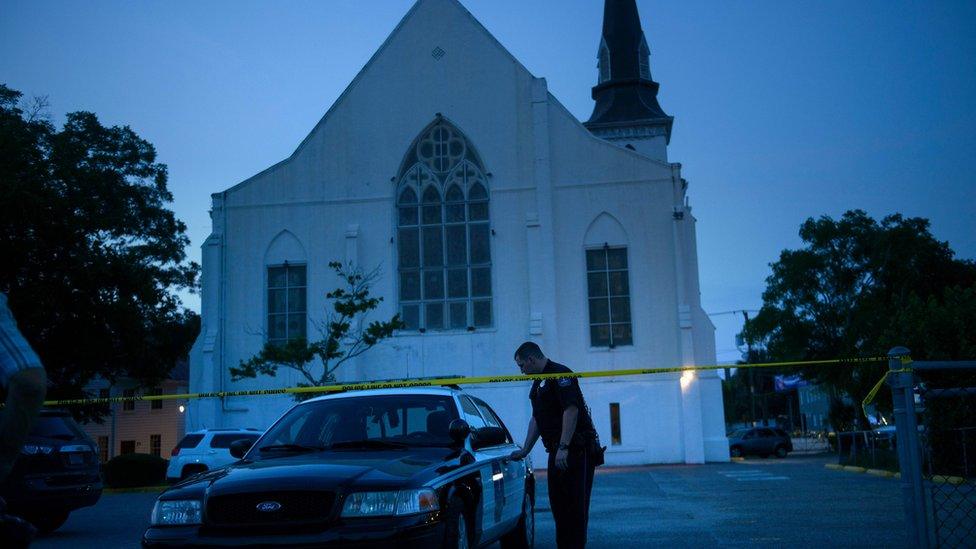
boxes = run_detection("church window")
[610,403,622,445]
[586,246,632,347]
[267,263,307,345]
[598,38,611,83]
[638,35,651,80]
[397,119,491,331]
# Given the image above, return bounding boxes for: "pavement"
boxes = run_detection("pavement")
[31,454,907,548]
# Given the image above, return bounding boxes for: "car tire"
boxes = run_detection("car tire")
[500,492,534,549]
[442,495,472,549]
[775,445,788,459]
[24,509,70,535]
[730,446,743,458]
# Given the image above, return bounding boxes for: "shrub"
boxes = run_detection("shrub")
[104,453,168,488]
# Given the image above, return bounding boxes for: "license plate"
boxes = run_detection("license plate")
[67,453,84,465]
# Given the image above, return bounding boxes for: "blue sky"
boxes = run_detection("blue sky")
[2,0,974,363]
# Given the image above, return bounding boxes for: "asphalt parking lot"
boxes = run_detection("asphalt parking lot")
[32,454,907,548]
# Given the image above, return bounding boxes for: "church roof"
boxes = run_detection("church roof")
[585,0,673,141]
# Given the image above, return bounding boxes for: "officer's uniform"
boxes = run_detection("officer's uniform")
[529,360,598,549]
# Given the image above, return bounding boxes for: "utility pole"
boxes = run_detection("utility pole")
[742,310,757,426]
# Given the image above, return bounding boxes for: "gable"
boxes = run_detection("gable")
[221,0,541,207]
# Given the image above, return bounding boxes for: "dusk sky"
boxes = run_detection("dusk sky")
[2,0,974,364]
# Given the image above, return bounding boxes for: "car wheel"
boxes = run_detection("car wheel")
[775,445,788,458]
[442,495,472,549]
[501,492,534,548]
[24,509,70,534]
[730,446,743,458]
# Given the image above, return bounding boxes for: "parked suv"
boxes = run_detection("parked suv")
[0,409,102,533]
[728,427,793,458]
[166,428,262,481]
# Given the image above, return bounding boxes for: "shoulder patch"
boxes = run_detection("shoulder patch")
[557,377,572,387]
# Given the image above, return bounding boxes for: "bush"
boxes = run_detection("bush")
[104,453,168,488]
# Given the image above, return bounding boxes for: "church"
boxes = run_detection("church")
[188,0,727,465]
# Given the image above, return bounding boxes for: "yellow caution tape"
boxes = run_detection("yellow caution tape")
[861,355,914,417]
[41,355,889,407]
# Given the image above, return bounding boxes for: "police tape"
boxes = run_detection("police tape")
[861,355,914,417]
[39,355,891,407]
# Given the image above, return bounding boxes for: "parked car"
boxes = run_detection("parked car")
[0,409,102,533]
[728,427,793,458]
[166,428,263,482]
[144,387,534,548]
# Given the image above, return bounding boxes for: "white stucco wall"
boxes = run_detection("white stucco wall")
[188,0,725,465]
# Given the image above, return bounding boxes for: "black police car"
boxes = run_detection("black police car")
[1,408,102,533]
[143,387,534,548]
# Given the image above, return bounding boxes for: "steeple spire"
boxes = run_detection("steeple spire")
[585,0,673,158]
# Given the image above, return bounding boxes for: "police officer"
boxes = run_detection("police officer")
[509,342,599,549]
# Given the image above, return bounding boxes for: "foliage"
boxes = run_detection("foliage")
[722,348,796,429]
[230,262,403,396]
[103,452,169,488]
[0,84,199,420]
[742,210,976,422]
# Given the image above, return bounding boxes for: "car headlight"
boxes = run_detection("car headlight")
[341,489,439,517]
[151,499,202,526]
[21,444,54,455]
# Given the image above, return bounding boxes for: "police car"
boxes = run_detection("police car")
[143,387,534,548]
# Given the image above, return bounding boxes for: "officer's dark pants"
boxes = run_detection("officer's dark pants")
[547,446,596,549]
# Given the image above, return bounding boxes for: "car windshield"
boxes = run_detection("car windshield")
[30,414,87,441]
[253,394,460,457]
[729,429,748,439]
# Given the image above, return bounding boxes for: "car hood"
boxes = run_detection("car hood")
[163,448,462,499]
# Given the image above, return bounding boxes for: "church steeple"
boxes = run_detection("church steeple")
[585,0,673,160]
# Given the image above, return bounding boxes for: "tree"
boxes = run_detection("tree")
[0,84,199,420]
[230,262,403,396]
[742,210,976,423]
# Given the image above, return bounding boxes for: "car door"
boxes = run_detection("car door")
[742,429,762,454]
[459,395,511,541]
[472,398,526,527]
[758,429,777,454]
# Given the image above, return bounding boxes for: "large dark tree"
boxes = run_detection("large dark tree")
[0,84,199,419]
[742,210,976,422]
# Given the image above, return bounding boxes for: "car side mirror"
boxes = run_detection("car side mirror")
[471,427,507,450]
[449,419,471,445]
[229,438,255,459]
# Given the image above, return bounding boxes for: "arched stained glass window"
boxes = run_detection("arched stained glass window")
[396,119,491,331]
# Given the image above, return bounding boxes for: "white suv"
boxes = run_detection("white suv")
[166,428,262,481]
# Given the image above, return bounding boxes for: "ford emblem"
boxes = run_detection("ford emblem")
[256,501,282,512]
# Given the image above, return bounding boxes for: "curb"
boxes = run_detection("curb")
[824,463,899,480]
[932,475,966,485]
[866,468,895,478]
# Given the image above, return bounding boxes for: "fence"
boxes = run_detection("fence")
[835,430,899,471]
[888,347,976,548]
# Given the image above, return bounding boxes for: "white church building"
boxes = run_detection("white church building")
[189,0,727,465]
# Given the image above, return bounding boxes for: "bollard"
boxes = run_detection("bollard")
[886,347,929,548]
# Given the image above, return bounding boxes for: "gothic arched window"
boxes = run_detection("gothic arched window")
[598,38,611,84]
[638,35,651,80]
[396,119,491,331]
